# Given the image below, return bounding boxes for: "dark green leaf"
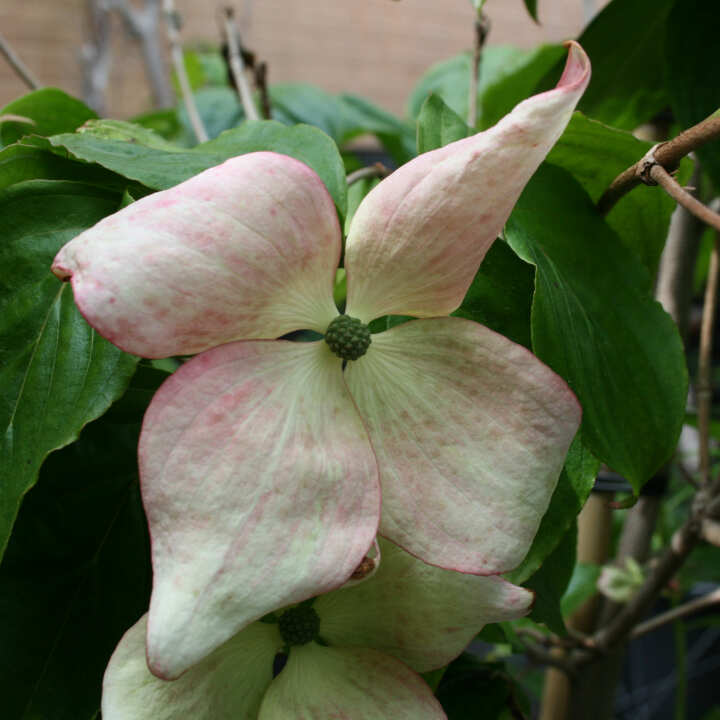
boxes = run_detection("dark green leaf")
[525,522,577,635]
[0,409,152,719]
[478,44,565,130]
[505,164,687,492]
[270,84,349,142]
[130,108,181,141]
[0,88,97,147]
[0,180,137,560]
[561,562,601,616]
[508,431,598,584]
[548,113,689,275]
[338,94,416,164]
[416,94,471,154]
[0,143,137,193]
[573,0,674,130]
[665,0,720,191]
[523,0,539,21]
[436,655,529,720]
[453,239,534,349]
[39,120,347,216]
[407,46,524,122]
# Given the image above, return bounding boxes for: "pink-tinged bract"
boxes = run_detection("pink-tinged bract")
[101,540,531,720]
[345,318,581,574]
[52,152,341,358]
[344,41,591,323]
[140,340,379,679]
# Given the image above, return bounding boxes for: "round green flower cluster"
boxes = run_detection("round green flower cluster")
[324,315,372,361]
[277,605,321,647]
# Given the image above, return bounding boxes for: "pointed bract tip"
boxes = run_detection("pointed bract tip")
[558,40,591,93]
[51,258,72,282]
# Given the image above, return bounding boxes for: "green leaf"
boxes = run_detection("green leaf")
[561,562,601,617]
[0,88,97,147]
[416,94,471,154]
[508,432,599,584]
[436,655,528,720]
[453,239,534,349]
[478,44,565,130]
[0,143,137,193]
[339,94,416,164]
[522,0,539,22]
[77,118,184,151]
[505,164,687,492]
[547,113,689,275]
[665,0,720,191]
[38,119,347,216]
[0,404,153,719]
[407,46,524,123]
[573,0,674,130]
[0,180,138,560]
[525,522,577,635]
[130,108,182,141]
[178,86,243,143]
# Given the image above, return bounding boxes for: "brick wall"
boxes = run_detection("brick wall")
[0,0,601,119]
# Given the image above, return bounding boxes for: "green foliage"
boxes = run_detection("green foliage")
[416,94,471,154]
[0,88,97,147]
[506,164,687,493]
[26,119,348,216]
[453,239,534,350]
[524,522,577,634]
[477,44,565,130]
[522,0,539,21]
[665,0,720,191]
[547,113,689,276]
[0,180,138,560]
[571,0,675,130]
[0,372,160,718]
[436,654,530,720]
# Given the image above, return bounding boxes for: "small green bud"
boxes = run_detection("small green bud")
[324,315,371,361]
[277,605,321,647]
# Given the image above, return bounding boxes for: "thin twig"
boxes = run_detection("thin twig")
[0,31,41,90]
[632,588,720,639]
[254,61,271,120]
[346,163,391,186]
[697,229,720,485]
[222,7,260,121]
[162,0,208,143]
[520,638,578,678]
[467,13,490,128]
[598,113,720,214]
[646,164,720,233]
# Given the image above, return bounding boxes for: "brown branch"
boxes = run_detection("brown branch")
[631,588,720,639]
[698,229,720,485]
[162,0,208,143]
[222,7,260,122]
[648,164,720,233]
[598,113,720,214]
[467,13,490,128]
[346,163,391,186]
[586,516,702,655]
[0,31,41,90]
[253,61,271,120]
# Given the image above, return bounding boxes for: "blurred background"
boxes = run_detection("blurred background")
[0,0,606,118]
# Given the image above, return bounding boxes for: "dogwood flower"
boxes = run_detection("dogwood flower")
[52,43,589,679]
[101,539,533,719]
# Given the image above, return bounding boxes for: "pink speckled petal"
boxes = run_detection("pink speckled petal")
[344,317,581,574]
[102,615,281,720]
[141,339,379,679]
[52,152,340,358]
[344,42,590,323]
[315,538,532,673]
[258,644,446,720]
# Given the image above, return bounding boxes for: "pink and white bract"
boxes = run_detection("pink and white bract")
[52,43,590,679]
[101,539,533,719]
